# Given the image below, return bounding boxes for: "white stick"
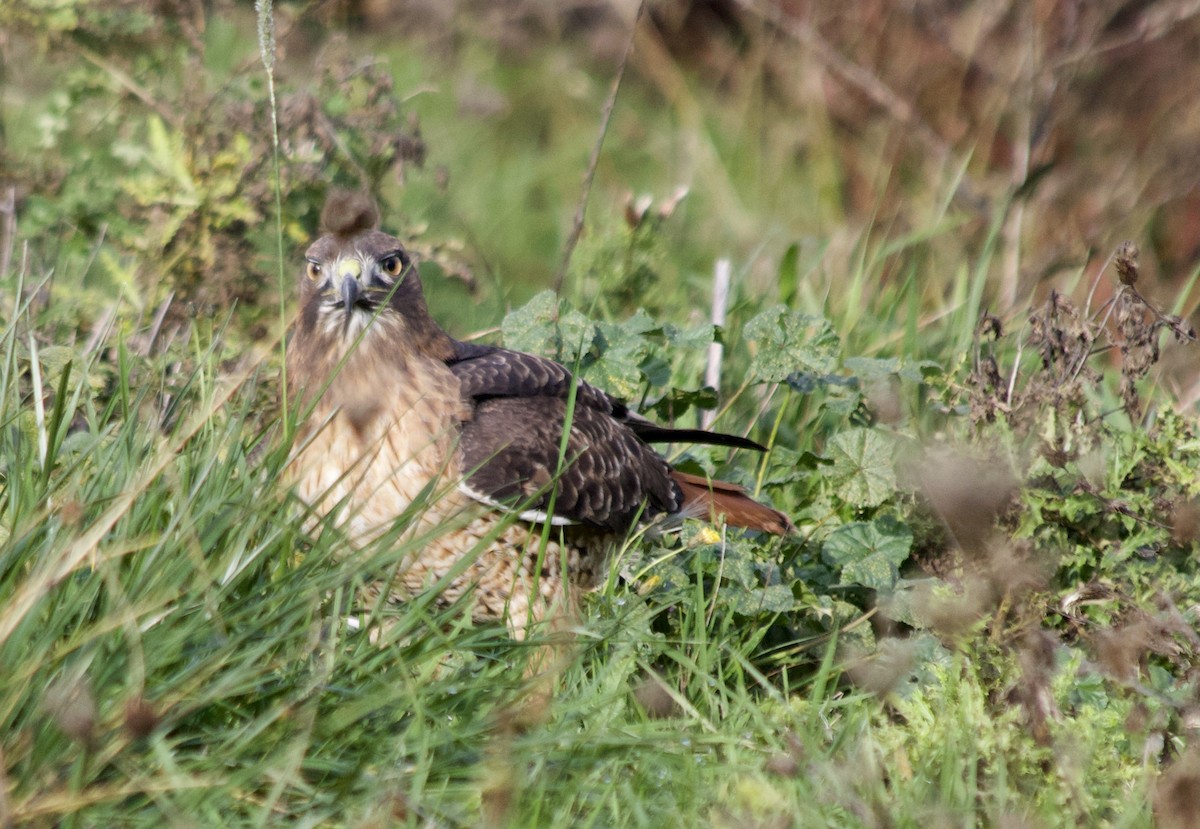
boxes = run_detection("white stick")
[702,258,731,430]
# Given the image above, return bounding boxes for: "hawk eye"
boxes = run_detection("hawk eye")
[381,254,404,277]
[306,261,322,281]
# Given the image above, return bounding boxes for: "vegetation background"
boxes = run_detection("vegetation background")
[4,0,1200,825]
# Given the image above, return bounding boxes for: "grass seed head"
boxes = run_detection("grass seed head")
[123,696,160,740]
[1115,241,1140,286]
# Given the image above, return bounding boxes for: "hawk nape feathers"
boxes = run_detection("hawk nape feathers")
[286,192,793,634]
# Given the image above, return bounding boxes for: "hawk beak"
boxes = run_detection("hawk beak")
[340,274,361,310]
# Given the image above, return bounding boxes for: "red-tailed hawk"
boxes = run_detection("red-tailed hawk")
[286,193,792,634]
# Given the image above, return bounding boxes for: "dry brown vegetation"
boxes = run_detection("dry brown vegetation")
[323,1,1200,301]
[9,1,1200,317]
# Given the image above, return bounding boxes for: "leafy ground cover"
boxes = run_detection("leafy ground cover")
[4,2,1200,826]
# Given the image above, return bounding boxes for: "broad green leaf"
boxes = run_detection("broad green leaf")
[729,584,796,615]
[784,371,856,394]
[822,516,912,591]
[879,578,943,628]
[744,306,839,384]
[843,356,941,383]
[613,308,660,338]
[557,308,598,364]
[589,317,652,399]
[33,345,74,379]
[828,427,896,507]
[720,554,757,589]
[648,386,718,421]
[501,296,714,402]
[762,445,825,488]
[844,356,901,378]
[662,321,715,350]
[501,291,562,358]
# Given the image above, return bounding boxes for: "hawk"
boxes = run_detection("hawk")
[286,192,792,634]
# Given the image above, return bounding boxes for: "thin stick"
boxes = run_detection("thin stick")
[255,0,290,436]
[553,1,646,294]
[702,258,731,429]
[1084,249,1119,318]
[1005,324,1026,406]
[1068,296,1119,385]
[0,187,14,281]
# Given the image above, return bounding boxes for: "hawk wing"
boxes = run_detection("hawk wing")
[447,342,791,534]
[449,343,766,449]
[457,395,679,532]
[449,342,618,418]
[449,342,679,530]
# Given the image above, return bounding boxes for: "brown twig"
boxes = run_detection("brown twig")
[553,1,646,294]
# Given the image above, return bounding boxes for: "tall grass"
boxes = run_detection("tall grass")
[0,7,1184,825]
[0,207,1163,828]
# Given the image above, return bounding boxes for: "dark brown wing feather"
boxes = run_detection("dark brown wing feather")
[620,412,766,451]
[449,339,791,535]
[449,343,765,451]
[458,396,680,532]
[449,344,616,414]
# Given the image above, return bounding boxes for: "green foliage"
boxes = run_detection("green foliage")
[568,206,680,316]
[497,290,922,668]
[743,305,840,385]
[6,5,1200,826]
[826,427,897,509]
[823,517,912,592]
[502,289,718,410]
[5,3,429,314]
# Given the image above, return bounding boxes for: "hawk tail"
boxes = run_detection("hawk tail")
[670,470,795,535]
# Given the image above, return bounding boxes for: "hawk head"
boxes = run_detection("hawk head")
[294,191,451,360]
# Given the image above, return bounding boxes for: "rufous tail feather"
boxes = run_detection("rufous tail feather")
[670,469,794,535]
